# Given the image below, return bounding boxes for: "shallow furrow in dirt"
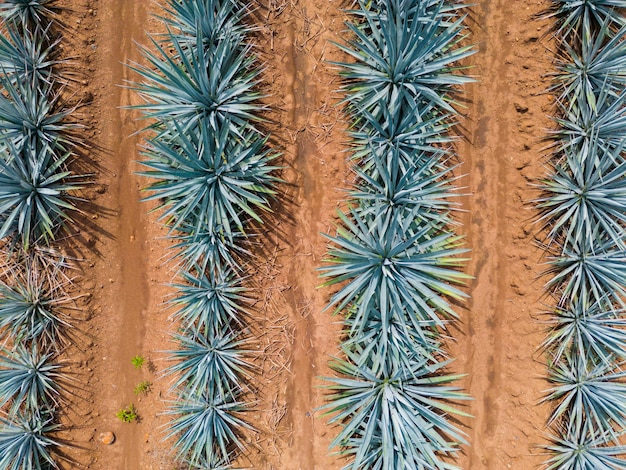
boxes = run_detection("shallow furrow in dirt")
[451,0,555,468]
[241,1,350,468]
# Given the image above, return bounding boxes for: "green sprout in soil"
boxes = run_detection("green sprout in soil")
[134,380,152,395]
[131,355,145,369]
[116,404,138,423]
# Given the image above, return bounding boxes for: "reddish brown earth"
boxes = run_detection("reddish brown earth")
[51,0,559,468]
[450,0,556,468]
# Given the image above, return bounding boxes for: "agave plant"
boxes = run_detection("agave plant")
[165,389,253,468]
[0,73,72,158]
[536,140,626,250]
[552,85,626,157]
[546,234,626,307]
[170,223,249,273]
[543,297,626,364]
[140,121,278,238]
[0,409,59,470]
[546,0,626,37]
[0,345,64,415]
[165,326,252,398]
[321,206,469,332]
[169,267,252,336]
[545,427,626,469]
[552,23,626,106]
[545,352,626,441]
[351,148,460,227]
[131,27,262,137]
[160,0,248,52]
[0,144,81,249]
[350,104,456,172]
[335,0,473,116]
[0,26,57,85]
[324,354,469,470]
[0,259,71,348]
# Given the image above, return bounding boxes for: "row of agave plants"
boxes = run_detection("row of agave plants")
[0,1,82,469]
[131,0,279,467]
[538,2,626,468]
[320,0,474,468]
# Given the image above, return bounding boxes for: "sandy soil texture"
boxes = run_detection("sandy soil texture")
[50,0,558,468]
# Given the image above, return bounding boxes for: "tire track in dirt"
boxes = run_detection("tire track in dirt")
[452,1,554,468]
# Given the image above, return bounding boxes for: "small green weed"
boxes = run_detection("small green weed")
[131,355,145,369]
[116,404,138,423]
[134,381,152,395]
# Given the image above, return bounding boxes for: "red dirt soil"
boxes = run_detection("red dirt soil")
[51,0,559,469]
[452,0,555,468]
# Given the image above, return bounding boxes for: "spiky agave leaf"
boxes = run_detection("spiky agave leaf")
[543,297,626,364]
[323,354,469,470]
[130,27,262,137]
[0,409,59,470]
[545,352,626,441]
[546,0,626,37]
[321,206,469,335]
[0,143,81,249]
[0,0,54,29]
[335,0,473,117]
[140,121,278,238]
[165,388,253,468]
[545,427,626,470]
[165,326,252,398]
[0,344,64,415]
[536,140,626,251]
[169,267,252,336]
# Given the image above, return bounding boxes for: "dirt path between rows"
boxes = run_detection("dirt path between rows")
[239,1,350,468]
[56,1,174,469]
[451,0,555,467]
